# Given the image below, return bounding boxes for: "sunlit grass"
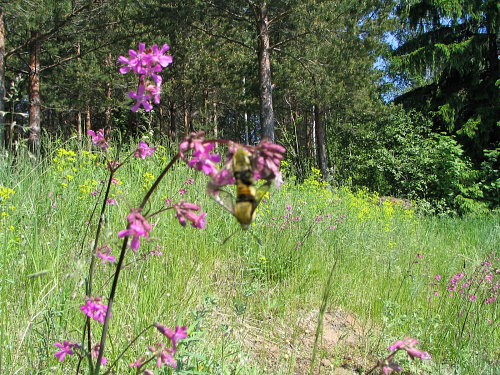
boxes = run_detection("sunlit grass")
[0,139,498,374]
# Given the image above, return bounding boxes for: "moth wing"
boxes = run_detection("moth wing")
[212,189,235,215]
[254,179,272,209]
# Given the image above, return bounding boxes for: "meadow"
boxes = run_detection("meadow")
[0,138,498,375]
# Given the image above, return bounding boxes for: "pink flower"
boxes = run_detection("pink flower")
[388,337,430,362]
[135,141,156,159]
[382,361,403,374]
[129,84,153,112]
[129,357,146,368]
[187,143,221,176]
[150,43,173,68]
[254,139,286,186]
[87,129,107,150]
[91,344,107,365]
[179,132,206,159]
[469,294,477,301]
[118,43,147,75]
[118,209,152,251]
[54,340,75,362]
[154,324,188,352]
[106,198,117,205]
[406,348,431,360]
[435,274,442,281]
[149,344,177,369]
[80,297,110,324]
[97,245,115,264]
[179,188,187,196]
[185,178,195,185]
[145,83,162,104]
[172,201,207,229]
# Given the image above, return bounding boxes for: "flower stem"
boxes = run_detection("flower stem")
[94,153,180,374]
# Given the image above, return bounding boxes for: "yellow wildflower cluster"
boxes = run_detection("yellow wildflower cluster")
[142,172,156,191]
[301,168,329,194]
[0,186,15,201]
[340,186,416,230]
[0,186,16,224]
[78,179,99,196]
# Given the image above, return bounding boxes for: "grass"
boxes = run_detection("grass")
[0,138,498,374]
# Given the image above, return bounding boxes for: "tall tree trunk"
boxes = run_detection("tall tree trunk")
[169,101,176,143]
[28,31,42,152]
[314,104,328,180]
[212,101,218,149]
[183,99,188,137]
[75,43,81,140]
[158,105,164,137]
[0,9,5,150]
[104,53,112,138]
[243,76,249,144]
[85,105,91,134]
[252,2,275,142]
[76,111,82,140]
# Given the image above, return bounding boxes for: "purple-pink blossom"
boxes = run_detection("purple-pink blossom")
[54,340,75,362]
[149,344,177,369]
[172,201,206,229]
[187,143,221,176]
[135,141,156,159]
[119,43,172,111]
[106,198,117,205]
[130,357,146,368]
[80,297,110,324]
[154,324,188,352]
[87,129,107,150]
[97,245,115,264]
[118,209,152,251]
[129,84,153,112]
[388,337,430,361]
[91,344,107,365]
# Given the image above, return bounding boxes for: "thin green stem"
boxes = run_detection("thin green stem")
[102,324,154,375]
[94,153,181,374]
[309,258,337,375]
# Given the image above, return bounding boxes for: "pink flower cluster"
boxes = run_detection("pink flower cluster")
[135,141,157,159]
[97,244,115,264]
[179,132,221,177]
[130,324,187,372]
[172,201,207,229]
[54,342,107,364]
[380,337,430,374]
[179,132,286,194]
[118,209,152,251]
[87,129,107,150]
[54,340,76,362]
[80,297,110,324]
[119,43,173,112]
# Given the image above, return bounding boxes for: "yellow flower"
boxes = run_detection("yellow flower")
[0,186,15,200]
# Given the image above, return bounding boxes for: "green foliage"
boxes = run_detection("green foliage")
[328,107,491,214]
[0,144,499,374]
[480,145,500,208]
[391,0,500,165]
